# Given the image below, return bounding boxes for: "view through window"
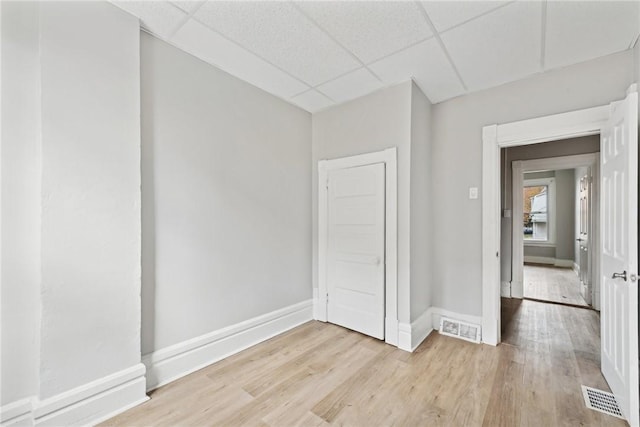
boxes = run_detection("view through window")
[524,185,548,241]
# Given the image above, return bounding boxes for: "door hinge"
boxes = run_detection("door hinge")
[631,273,638,282]
[326,293,329,304]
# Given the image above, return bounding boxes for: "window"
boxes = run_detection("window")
[523,177,555,244]
[524,186,548,240]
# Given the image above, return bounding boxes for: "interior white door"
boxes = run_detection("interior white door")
[578,172,591,305]
[327,163,385,339]
[600,89,638,426]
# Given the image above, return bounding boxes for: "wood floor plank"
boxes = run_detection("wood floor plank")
[101,301,627,427]
[524,264,588,307]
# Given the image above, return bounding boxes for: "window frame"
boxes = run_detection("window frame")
[522,176,556,246]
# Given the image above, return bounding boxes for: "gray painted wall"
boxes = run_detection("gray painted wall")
[555,169,576,261]
[1,1,143,403]
[410,82,433,322]
[501,136,599,280]
[312,82,413,323]
[140,33,312,354]
[1,0,41,405]
[431,50,633,317]
[38,2,142,398]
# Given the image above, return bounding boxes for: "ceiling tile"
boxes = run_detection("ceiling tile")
[193,1,360,86]
[171,20,309,98]
[290,90,334,113]
[421,1,510,33]
[113,1,186,38]
[316,68,383,104]
[295,1,432,64]
[440,1,541,92]
[545,1,640,70]
[369,38,464,103]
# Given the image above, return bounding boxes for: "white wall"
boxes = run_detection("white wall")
[140,33,312,354]
[431,50,634,317]
[312,82,413,323]
[1,0,41,406]
[409,83,432,322]
[37,1,142,399]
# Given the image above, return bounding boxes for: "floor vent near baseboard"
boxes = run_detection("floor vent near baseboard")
[439,317,481,343]
[581,385,624,419]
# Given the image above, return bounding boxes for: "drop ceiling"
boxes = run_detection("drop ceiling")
[113,0,640,113]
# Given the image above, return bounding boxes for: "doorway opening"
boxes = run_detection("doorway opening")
[505,148,600,310]
[482,86,638,425]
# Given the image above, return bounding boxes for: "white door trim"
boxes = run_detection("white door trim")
[317,147,398,346]
[511,153,600,301]
[482,104,610,346]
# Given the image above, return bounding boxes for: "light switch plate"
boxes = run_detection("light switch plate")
[469,187,478,199]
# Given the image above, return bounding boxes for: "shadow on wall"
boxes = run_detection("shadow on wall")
[141,100,156,355]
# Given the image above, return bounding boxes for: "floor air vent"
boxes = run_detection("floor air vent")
[581,385,624,419]
[439,317,481,343]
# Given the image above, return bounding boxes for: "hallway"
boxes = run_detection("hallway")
[523,264,589,307]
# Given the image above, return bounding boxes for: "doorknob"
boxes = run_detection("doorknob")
[612,270,627,281]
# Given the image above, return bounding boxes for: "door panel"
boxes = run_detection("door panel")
[578,173,591,304]
[327,163,385,339]
[600,90,638,426]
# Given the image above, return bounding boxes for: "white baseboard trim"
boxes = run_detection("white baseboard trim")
[143,299,313,392]
[523,256,573,268]
[511,280,524,299]
[312,288,321,320]
[523,255,555,265]
[1,398,32,426]
[385,316,399,346]
[554,259,574,268]
[30,363,147,427]
[312,288,327,322]
[398,308,433,353]
[500,281,511,297]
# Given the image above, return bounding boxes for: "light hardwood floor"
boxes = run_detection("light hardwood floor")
[523,264,589,307]
[102,300,624,426]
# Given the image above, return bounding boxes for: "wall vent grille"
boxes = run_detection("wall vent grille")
[581,385,624,419]
[439,317,481,343]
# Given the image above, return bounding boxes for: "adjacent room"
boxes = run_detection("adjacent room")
[2,1,639,426]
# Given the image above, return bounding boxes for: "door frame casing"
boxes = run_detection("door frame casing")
[482,104,611,346]
[317,147,398,346]
[511,153,600,305]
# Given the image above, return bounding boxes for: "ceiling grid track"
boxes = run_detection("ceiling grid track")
[114,0,640,113]
[289,2,384,85]
[437,1,517,35]
[290,65,375,99]
[416,1,468,92]
[189,16,315,94]
[166,1,206,40]
[540,0,548,70]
